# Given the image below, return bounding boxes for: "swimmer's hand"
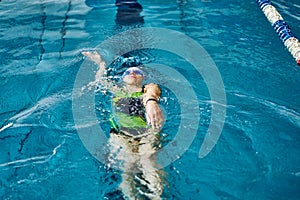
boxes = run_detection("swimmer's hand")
[145,101,164,130]
[82,51,102,65]
[82,51,106,80]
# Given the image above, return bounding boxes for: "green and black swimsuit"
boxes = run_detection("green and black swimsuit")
[109,90,148,137]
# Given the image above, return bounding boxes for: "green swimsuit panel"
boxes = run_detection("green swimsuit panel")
[109,91,147,133]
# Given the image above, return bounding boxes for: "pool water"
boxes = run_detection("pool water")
[1,0,300,199]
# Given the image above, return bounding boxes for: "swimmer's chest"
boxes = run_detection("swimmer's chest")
[113,91,145,117]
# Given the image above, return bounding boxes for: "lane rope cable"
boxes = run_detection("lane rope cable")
[256,0,300,66]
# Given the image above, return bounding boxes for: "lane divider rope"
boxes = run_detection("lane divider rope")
[256,0,300,66]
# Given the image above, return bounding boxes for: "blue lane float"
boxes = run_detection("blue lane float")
[256,0,300,66]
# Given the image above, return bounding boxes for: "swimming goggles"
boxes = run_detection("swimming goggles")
[122,69,144,77]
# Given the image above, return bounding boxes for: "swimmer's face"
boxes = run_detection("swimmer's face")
[122,67,144,86]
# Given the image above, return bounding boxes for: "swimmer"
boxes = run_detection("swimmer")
[82,50,166,200]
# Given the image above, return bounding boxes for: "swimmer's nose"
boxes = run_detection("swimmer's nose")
[129,71,136,75]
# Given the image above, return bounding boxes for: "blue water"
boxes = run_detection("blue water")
[1,0,300,199]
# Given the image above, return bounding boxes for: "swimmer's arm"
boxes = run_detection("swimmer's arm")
[143,83,164,129]
[82,51,120,93]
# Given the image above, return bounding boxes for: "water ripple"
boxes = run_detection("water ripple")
[232,91,300,128]
[6,92,74,132]
[0,140,64,170]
